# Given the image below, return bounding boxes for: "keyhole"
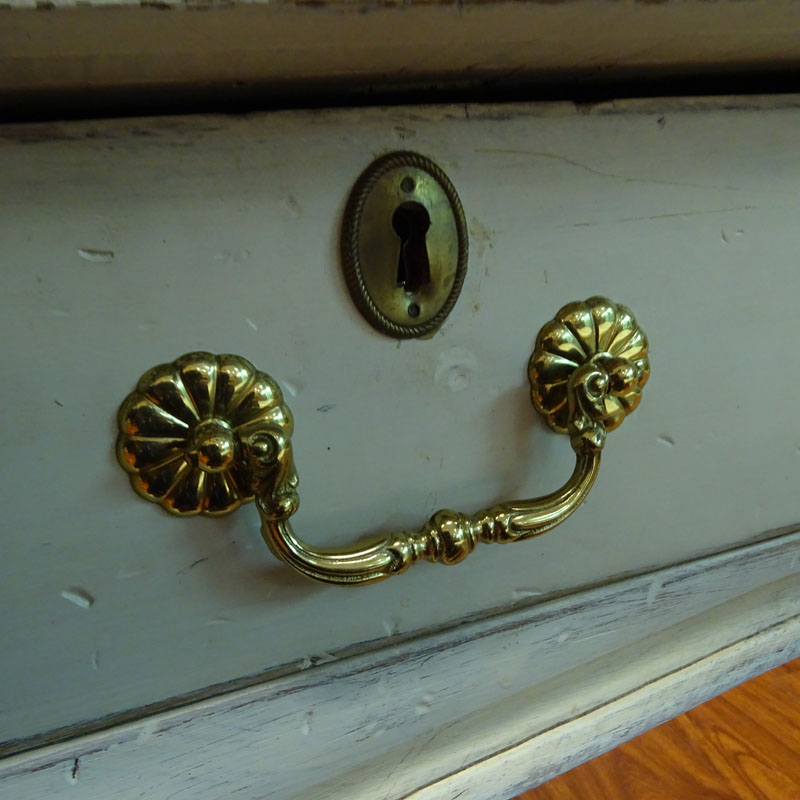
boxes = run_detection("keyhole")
[392,201,431,296]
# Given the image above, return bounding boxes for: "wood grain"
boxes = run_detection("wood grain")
[4,0,800,107]
[518,658,800,800]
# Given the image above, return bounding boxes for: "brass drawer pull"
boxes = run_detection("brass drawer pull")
[117,296,649,585]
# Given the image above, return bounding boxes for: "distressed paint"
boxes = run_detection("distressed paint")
[1,98,800,747]
[0,531,799,798]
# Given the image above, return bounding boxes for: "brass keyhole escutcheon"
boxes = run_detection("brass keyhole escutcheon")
[341,152,468,339]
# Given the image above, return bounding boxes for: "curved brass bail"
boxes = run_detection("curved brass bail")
[117,297,648,586]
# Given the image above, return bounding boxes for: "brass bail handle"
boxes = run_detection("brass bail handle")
[117,297,649,586]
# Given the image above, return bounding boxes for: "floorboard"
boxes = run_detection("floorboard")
[516,658,800,800]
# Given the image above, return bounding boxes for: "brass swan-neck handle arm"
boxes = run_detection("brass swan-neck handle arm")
[244,298,649,585]
[117,297,648,587]
[249,440,602,586]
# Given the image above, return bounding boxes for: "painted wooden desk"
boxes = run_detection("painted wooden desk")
[1,96,799,798]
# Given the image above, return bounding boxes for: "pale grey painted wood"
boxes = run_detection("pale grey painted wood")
[1,97,799,744]
[1,530,798,798]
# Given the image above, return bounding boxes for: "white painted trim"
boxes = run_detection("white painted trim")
[2,529,798,798]
[412,612,800,800]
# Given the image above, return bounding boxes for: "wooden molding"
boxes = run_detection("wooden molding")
[2,529,799,798]
[3,0,800,117]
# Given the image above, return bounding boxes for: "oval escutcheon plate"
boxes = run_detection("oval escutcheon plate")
[341,151,469,338]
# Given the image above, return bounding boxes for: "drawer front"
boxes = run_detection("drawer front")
[1,98,799,746]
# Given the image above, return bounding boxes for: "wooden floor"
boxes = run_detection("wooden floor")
[517,658,800,800]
